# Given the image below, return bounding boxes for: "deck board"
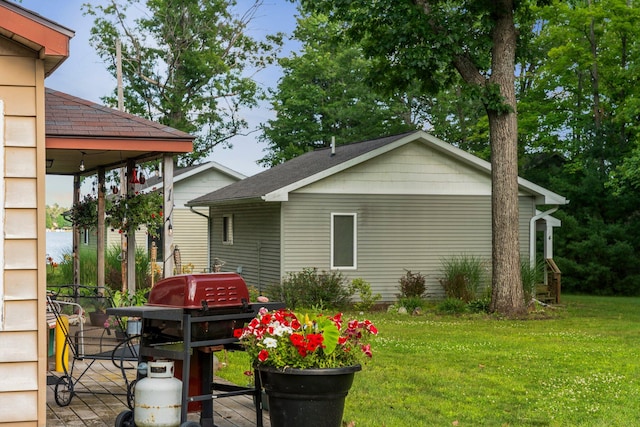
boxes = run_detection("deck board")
[47,360,270,426]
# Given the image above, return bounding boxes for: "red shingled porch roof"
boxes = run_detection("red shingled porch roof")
[45,88,194,175]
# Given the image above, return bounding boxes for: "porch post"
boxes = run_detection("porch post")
[97,167,106,295]
[127,159,136,293]
[73,174,81,290]
[163,154,174,278]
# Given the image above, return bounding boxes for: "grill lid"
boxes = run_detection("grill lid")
[147,273,250,310]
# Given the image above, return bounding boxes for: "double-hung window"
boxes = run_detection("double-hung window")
[331,213,357,269]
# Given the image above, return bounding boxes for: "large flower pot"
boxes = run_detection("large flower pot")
[257,364,361,427]
[89,311,109,327]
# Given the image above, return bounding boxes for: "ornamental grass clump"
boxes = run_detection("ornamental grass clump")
[236,307,378,369]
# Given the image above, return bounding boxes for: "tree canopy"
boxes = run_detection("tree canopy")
[84,0,283,165]
[258,12,416,167]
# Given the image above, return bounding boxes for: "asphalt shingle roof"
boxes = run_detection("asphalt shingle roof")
[45,88,193,140]
[187,132,415,205]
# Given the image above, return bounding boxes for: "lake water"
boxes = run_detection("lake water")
[46,230,73,262]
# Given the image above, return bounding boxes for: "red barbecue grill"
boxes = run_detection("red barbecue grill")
[107,273,284,427]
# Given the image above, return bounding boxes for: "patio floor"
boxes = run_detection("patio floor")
[46,359,270,427]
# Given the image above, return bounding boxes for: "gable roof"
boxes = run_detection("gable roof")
[187,131,568,206]
[144,161,246,190]
[0,0,74,75]
[45,88,194,175]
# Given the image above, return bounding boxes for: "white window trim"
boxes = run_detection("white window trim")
[331,212,357,270]
[222,214,234,245]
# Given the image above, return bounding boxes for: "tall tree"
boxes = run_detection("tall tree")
[259,13,416,166]
[301,0,533,315]
[519,0,640,295]
[84,0,282,165]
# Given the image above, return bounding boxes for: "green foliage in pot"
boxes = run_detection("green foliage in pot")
[70,194,99,229]
[106,190,163,237]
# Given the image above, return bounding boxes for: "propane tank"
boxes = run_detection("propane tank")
[135,360,182,427]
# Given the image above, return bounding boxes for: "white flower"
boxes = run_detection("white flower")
[272,324,293,337]
[262,337,278,348]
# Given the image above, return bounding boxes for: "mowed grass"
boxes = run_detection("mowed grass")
[217,295,640,426]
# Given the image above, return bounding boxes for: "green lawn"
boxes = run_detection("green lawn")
[217,295,640,426]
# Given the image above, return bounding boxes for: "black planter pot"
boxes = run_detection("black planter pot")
[257,364,361,427]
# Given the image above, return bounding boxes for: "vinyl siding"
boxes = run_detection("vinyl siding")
[100,168,241,273]
[208,203,281,292]
[0,37,44,425]
[297,141,492,196]
[173,170,239,207]
[171,207,209,273]
[282,193,535,302]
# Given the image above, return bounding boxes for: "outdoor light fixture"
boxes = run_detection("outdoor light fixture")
[79,152,86,172]
[168,222,173,236]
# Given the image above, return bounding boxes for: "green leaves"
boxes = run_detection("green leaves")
[84,0,283,165]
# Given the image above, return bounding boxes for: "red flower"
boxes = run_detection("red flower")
[258,349,269,362]
[233,328,243,338]
[361,344,373,358]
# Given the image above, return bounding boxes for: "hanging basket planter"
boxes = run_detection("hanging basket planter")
[70,194,98,229]
[106,190,163,237]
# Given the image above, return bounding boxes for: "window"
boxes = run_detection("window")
[331,213,357,269]
[222,214,233,245]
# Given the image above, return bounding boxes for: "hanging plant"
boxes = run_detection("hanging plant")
[106,190,164,238]
[70,194,98,229]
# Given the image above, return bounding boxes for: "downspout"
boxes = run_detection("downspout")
[189,206,209,220]
[190,206,210,271]
[529,207,558,269]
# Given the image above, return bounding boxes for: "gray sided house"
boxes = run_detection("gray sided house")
[187,131,568,302]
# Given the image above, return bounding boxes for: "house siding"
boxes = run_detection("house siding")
[208,203,281,292]
[282,193,536,302]
[171,207,209,273]
[296,141,492,196]
[98,167,242,274]
[0,37,45,426]
[173,169,239,207]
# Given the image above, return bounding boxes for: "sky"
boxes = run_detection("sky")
[17,0,300,207]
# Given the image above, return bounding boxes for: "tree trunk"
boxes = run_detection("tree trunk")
[487,0,525,316]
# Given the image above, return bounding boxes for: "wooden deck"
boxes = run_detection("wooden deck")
[46,360,270,427]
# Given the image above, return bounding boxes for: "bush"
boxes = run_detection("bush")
[105,244,154,292]
[47,247,97,286]
[437,298,468,314]
[521,260,544,303]
[439,254,488,303]
[266,268,354,310]
[398,270,426,298]
[396,296,425,312]
[349,278,381,311]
